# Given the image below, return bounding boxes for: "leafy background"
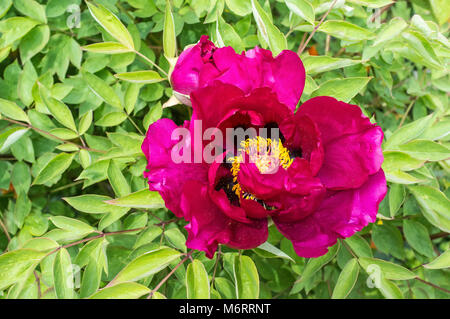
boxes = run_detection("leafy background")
[0,0,449,299]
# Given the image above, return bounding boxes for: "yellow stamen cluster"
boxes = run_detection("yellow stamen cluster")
[229,137,293,199]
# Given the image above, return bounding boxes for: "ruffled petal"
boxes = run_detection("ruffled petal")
[142,119,208,217]
[298,96,384,189]
[280,113,324,175]
[273,170,386,258]
[318,125,384,189]
[172,36,305,110]
[245,47,305,110]
[170,35,216,96]
[181,181,268,258]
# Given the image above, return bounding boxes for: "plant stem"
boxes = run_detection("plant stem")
[297,0,339,55]
[415,277,450,294]
[49,180,84,193]
[399,97,418,127]
[211,245,222,287]
[370,2,395,23]
[1,117,106,154]
[0,218,11,242]
[341,239,358,259]
[45,226,147,257]
[147,251,193,299]
[134,50,168,77]
[33,271,42,299]
[125,112,144,135]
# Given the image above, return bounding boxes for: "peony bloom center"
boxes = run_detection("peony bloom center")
[230,136,294,202]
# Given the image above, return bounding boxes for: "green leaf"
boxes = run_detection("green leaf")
[78,110,93,135]
[311,77,371,102]
[63,194,114,214]
[389,184,405,217]
[165,228,187,253]
[408,185,450,233]
[303,56,362,75]
[0,0,12,18]
[216,17,244,53]
[89,282,150,299]
[107,160,131,197]
[133,226,163,249]
[378,277,404,299]
[253,242,294,261]
[0,127,29,153]
[124,83,141,114]
[53,248,74,299]
[43,96,77,132]
[0,249,45,291]
[423,250,450,269]
[284,0,315,25]
[372,224,405,260]
[385,170,423,185]
[80,259,102,298]
[75,238,106,268]
[33,152,75,185]
[251,0,287,56]
[105,189,165,209]
[215,277,236,298]
[204,0,225,24]
[397,140,450,161]
[20,25,50,63]
[82,71,123,109]
[235,255,259,299]
[163,0,176,59]
[111,247,181,284]
[429,0,450,25]
[49,216,95,236]
[319,20,375,41]
[301,242,340,282]
[383,114,434,150]
[186,259,210,299]
[0,17,39,47]
[345,235,373,258]
[95,112,127,127]
[0,98,30,123]
[372,17,407,47]
[402,31,441,69]
[82,42,133,54]
[382,151,424,173]
[347,0,394,8]
[359,257,416,280]
[331,258,359,299]
[225,0,251,16]
[115,71,164,84]
[13,0,47,24]
[86,1,134,49]
[403,220,435,258]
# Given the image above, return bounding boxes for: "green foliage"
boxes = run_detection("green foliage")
[0,0,448,300]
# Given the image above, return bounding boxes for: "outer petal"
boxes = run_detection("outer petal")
[298,96,384,189]
[318,125,384,189]
[172,36,305,110]
[274,170,387,258]
[245,47,306,110]
[170,35,216,95]
[181,181,268,258]
[142,119,208,217]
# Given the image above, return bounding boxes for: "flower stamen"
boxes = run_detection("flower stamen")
[229,136,293,199]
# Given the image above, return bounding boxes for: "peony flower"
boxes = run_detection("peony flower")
[143,38,387,259]
[170,35,305,110]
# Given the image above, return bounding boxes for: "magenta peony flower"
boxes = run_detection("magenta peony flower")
[143,39,387,259]
[170,35,305,110]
